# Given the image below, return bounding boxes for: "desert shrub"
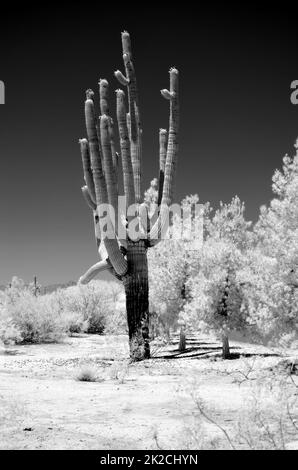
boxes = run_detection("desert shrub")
[184,359,298,450]
[57,284,105,334]
[109,360,130,383]
[4,290,67,343]
[0,276,125,345]
[0,290,22,345]
[59,281,125,334]
[104,291,127,334]
[75,365,100,382]
[62,309,88,335]
[0,277,126,344]
[0,313,22,345]
[0,279,83,343]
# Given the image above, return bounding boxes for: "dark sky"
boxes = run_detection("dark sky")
[0,4,298,285]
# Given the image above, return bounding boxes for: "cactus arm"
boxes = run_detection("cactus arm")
[138,202,150,236]
[81,185,96,210]
[133,103,142,204]
[157,129,168,207]
[120,31,138,140]
[99,79,110,115]
[160,67,179,206]
[85,90,127,277]
[99,79,118,192]
[126,56,141,203]
[108,118,118,191]
[100,114,118,221]
[79,191,107,263]
[116,89,135,208]
[81,185,103,257]
[114,31,142,203]
[148,68,179,244]
[121,29,132,57]
[102,237,127,277]
[99,79,118,178]
[114,151,119,178]
[161,89,173,100]
[98,80,119,225]
[95,116,102,155]
[159,128,168,173]
[78,259,113,285]
[79,139,96,204]
[114,70,129,86]
[126,112,131,137]
[85,89,108,205]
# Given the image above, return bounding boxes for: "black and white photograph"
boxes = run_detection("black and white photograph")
[1,3,298,456]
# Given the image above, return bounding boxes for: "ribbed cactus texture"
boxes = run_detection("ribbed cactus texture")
[116,89,135,208]
[115,31,142,203]
[80,139,96,205]
[100,114,118,217]
[78,32,179,360]
[149,68,179,241]
[160,67,179,206]
[158,129,168,207]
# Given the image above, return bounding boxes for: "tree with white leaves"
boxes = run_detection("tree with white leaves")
[246,139,298,346]
[182,196,253,358]
[148,195,204,349]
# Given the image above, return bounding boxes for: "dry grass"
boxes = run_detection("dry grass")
[74,365,101,382]
[182,357,298,449]
[109,360,130,383]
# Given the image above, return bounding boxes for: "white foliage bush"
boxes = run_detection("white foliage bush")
[182,144,298,348]
[0,315,22,346]
[181,197,255,346]
[184,240,252,339]
[0,277,126,344]
[4,289,66,343]
[249,148,298,346]
[148,195,205,337]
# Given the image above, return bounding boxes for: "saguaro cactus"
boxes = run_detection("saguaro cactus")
[78,32,179,361]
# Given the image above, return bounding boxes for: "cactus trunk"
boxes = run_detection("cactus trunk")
[123,239,150,361]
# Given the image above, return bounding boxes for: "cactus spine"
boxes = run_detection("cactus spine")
[78,32,179,360]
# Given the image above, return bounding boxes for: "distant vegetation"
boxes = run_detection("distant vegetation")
[0,277,126,345]
[0,280,76,294]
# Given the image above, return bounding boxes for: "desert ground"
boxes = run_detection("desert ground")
[1,333,297,450]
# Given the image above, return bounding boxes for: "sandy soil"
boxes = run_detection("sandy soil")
[0,334,297,450]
